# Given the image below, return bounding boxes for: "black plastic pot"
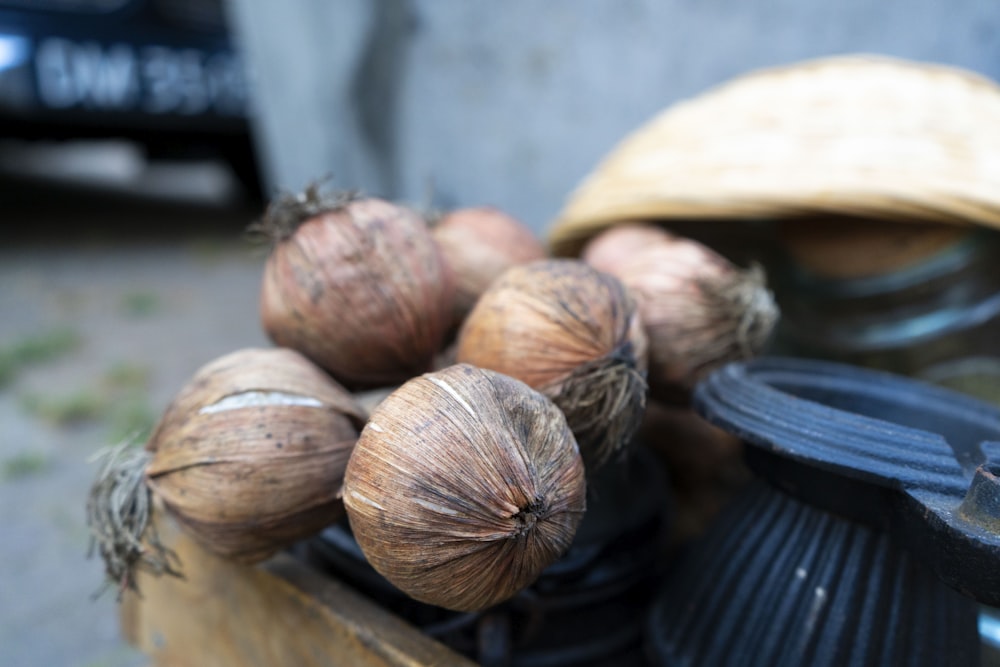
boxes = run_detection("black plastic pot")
[647,356,1000,667]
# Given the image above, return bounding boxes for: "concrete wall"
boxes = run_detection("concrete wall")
[228,0,1000,233]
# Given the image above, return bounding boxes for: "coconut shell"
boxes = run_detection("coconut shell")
[609,235,778,401]
[581,222,674,276]
[145,347,365,563]
[260,194,455,388]
[343,364,586,612]
[432,206,547,325]
[456,259,648,471]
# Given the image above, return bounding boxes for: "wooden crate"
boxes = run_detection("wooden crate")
[121,509,476,667]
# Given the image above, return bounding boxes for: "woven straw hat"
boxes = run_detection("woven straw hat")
[548,55,1000,256]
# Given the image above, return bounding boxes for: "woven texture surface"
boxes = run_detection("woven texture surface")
[549,55,1000,256]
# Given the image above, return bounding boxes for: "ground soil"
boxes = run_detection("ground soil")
[0,176,268,667]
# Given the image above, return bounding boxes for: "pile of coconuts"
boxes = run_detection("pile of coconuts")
[87,183,778,613]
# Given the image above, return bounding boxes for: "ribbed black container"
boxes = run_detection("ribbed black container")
[644,357,1000,667]
[647,481,979,667]
[775,229,1000,390]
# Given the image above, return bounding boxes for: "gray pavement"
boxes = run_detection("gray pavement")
[0,180,268,667]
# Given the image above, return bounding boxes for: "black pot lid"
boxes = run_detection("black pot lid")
[694,357,1000,605]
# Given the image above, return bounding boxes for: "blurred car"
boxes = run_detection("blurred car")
[0,0,258,193]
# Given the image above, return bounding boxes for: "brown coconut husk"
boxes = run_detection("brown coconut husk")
[246,181,362,244]
[544,343,648,471]
[691,264,778,372]
[456,260,649,474]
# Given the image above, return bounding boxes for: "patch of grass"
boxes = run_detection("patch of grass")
[120,291,160,318]
[0,352,16,387]
[103,362,156,441]
[2,450,50,480]
[102,361,151,392]
[108,397,157,444]
[21,391,110,426]
[0,327,82,387]
[9,327,81,363]
[19,361,156,436]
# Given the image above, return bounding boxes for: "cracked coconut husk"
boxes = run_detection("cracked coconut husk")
[245,180,362,245]
[543,342,648,472]
[86,441,182,600]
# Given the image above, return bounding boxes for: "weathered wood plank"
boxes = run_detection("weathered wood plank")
[121,508,475,667]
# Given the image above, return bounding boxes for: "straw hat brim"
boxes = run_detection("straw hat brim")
[549,55,1000,256]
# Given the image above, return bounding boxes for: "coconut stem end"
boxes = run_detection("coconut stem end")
[86,441,183,600]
